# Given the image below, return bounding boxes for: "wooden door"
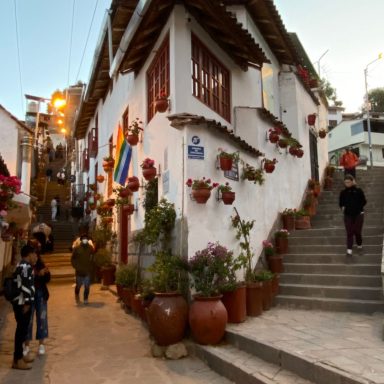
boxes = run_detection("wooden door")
[309,132,319,181]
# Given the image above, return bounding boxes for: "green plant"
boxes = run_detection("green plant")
[275,229,289,238]
[127,118,143,135]
[282,208,296,216]
[143,178,158,213]
[295,209,309,217]
[217,182,233,193]
[115,263,138,288]
[103,155,114,162]
[217,148,240,162]
[254,270,274,281]
[242,164,265,185]
[93,248,113,268]
[262,240,274,257]
[186,177,219,190]
[91,225,113,249]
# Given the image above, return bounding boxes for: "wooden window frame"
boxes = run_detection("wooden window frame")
[191,34,231,122]
[147,35,170,122]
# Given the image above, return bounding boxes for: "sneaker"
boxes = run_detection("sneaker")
[23,345,30,357]
[12,359,32,370]
[23,351,35,363]
[357,245,363,249]
[84,299,89,305]
[38,344,46,355]
[346,249,352,256]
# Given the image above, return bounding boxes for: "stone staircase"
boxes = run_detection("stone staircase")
[277,167,384,313]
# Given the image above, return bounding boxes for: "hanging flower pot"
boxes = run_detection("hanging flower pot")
[106,198,115,208]
[192,188,211,204]
[263,158,277,173]
[117,188,131,198]
[278,139,288,148]
[318,129,327,139]
[155,96,169,113]
[127,134,139,146]
[296,148,304,158]
[289,146,298,156]
[268,132,279,143]
[307,114,316,126]
[124,204,135,215]
[221,191,235,205]
[142,167,157,181]
[219,156,233,171]
[96,175,105,183]
[127,176,140,192]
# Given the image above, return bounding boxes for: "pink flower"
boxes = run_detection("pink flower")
[0,210,7,217]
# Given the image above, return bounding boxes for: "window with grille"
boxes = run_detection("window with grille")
[147,35,170,122]
[191,34,231,122]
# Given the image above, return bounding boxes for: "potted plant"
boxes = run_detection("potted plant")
[127,176,140,192]
[275,229,289,254]
[218,182,235,205]
[318,128,327,139]
[115,263,138,308]
[127,118,143,146]
[303,190,317,216]
[102,156,115,172]
[217,148,239,171]
[296,148,304,158]
[146,251,188,346]
[242,164,265,185]
[254,270,274,311]
[141,158,156,181]
[89,183,97,192]
[325,165,335,177]
[278,138,289,148]
[307,113,316,126]
[113,185,132,198]
[281,208,296,231]
[263,240,283,274]
[187,242,229,345]
[324,175,333,190]
[268,127,282,143]
[96,175,105,183]
[106,198,115,208]
[308,179,321,197]
[186,177,219,204]
[154,91,169,113]
[94,248,116,286]
[263,158,278,173]
[295,209,311,230]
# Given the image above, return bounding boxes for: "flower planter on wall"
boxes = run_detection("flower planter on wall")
[221,191,235,205]
[127,177,140,192]
[155,97,169,113]
[219,157,232,171]
[192,188,211,204]
[127,134,139,146]
[307,114,316,126]
[142,167,157,181]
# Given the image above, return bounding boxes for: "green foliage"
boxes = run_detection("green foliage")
[320,78,343,106]
[115,263,138,288]
[143,178,158,214]
[254,270,274,281]
[93,248,112,268]
[91,225,113,249]
[367,88,384,112]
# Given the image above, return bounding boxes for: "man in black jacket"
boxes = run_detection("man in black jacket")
[12,245,37,369]
[339,175,367,256]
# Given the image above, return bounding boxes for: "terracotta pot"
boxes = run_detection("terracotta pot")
[246,282,263,317]
[189,295,227,345]
[96,175,105,183]
[142,167,157,181]
[271,274,280,297]
[278,139,288,148]
[103,164,113,172]
[155,97,169,113]
[219,156,233,171]
[282,214,295,231]
[267,255,284,274]
[295,215,311,230]
[127,134,139,146]
[326,167,335,177]
[124,204,135,215]
[289,147,298,156]
[116,284,124,299]
[275,237,288,254]
[307,114,316,126]
[296,149,304,158]
[147,292,188,346]
[324,177,333,190]
[118,188,131,198]
[127,177,140,192]
[121,288,134,309]
[192,188,211,204]
[131,294,142,315]
[269,132,279,143]
[221,285,246,323]
[264,162,275,173]
[221,191,235,205]
[106,198,115,207]
[319,130,327,139]
[101,265,116,286]
[261,280,273,311]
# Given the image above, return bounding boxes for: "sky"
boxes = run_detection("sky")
[1,0,384,120]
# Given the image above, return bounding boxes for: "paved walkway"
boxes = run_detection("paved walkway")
[0,284,231,384]
[228,308,384,384]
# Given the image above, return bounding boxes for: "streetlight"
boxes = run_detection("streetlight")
[313,49,329,78]
[364,53,382,168]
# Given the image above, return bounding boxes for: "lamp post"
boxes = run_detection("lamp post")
[364,53,382,168]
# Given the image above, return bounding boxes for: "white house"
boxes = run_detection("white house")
[328,105,344,130]
[74,0,328,268]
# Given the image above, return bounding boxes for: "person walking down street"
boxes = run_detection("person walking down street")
[46,168,53,182]
[11,245,37,370]
[339,175,367,257]
[57,168,66,186]
[340,147,359,178]
[31,222,52,254]
[25,239,50,357]
[51,197,57,222]
[71,235,94,305]
[56,196,61,220]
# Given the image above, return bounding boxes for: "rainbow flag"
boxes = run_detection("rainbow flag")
[113,125,132,185]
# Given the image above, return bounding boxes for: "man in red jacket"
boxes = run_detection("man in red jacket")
[340,148,359,178]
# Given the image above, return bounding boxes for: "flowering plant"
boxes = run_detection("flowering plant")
[127,118,143,136]
[113,185,132,196]
[187,242,234,297]
[186,177,219,190]
[217,148,240,162]
[275,229,289,238]
[156,91,168,100]
[295,209,309,217]
[262,240,275,257]
[242,164,265,185]
[217,182,232,193]
[264,158,278,165]
[141,158,155,169]
[103,155,114,162]
[0,175,21,211]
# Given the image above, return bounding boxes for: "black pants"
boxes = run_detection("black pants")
[344,214,364,249]
[13,304,32,362]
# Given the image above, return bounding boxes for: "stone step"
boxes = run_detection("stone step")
[280,273,382,287]
[313,214,383,221]
[191,343,315,384]
[284,262,381,275]
[288,244,382,254]
[288,235,382,246]
[283,253,382,264]
[275,295,384,314]
[279,283,384,301]
[289,227,384,237]
[311,219,384,227]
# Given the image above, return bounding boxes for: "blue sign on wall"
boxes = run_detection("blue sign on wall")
[188,145,204,160]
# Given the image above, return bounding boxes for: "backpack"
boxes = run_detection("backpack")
[3,273,18,302]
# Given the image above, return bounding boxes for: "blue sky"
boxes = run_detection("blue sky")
[1,0,384,120]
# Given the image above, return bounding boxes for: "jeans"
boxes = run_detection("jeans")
[75,274,91,300]
[27,289,48,341]
[344,214,364,249]
[12,304,32,362]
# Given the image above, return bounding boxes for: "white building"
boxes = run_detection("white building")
[74,0,329,267]
[328,105,344,130]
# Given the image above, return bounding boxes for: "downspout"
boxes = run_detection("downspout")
[180,135,185,260]
[109,0,153,78]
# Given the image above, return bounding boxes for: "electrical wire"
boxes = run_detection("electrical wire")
[13,0,24,116]
[75,0,100,82]
[67,0,76,87]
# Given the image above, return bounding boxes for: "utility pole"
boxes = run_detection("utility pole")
[314,49,329,78]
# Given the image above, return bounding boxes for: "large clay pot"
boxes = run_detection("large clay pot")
[295,216,311,229]
[246,282,263,316]
[127,177,140,192]
[282,214,295,231]
[219,156,232,171]
[189,295,227,345]
[118,188,131,198]
[221,191,235,205]
[147,292,188,346]
[127,134,139,146]
[121,287,134,309]
[267,255,284,274]
[275,237,288,254]
[261,280,273,311]
[142,167,157,181]
[221,285,246,323]
[101,265,116,286]
[155,97,169,113]
[192,188,211,204]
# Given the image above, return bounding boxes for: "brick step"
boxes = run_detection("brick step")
[191,343,316,384]
[288,227,384,237]
[279,283,384,301]
[280,273,382,287]
[283,253,382,264]
[275,295,384,314]
[284,262,381,275]
[289,235,382,245]
[288,244,382,254]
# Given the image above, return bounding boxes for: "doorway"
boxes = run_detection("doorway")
[309,132,319,181]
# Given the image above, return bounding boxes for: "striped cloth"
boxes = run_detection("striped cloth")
[113,125,132,185]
